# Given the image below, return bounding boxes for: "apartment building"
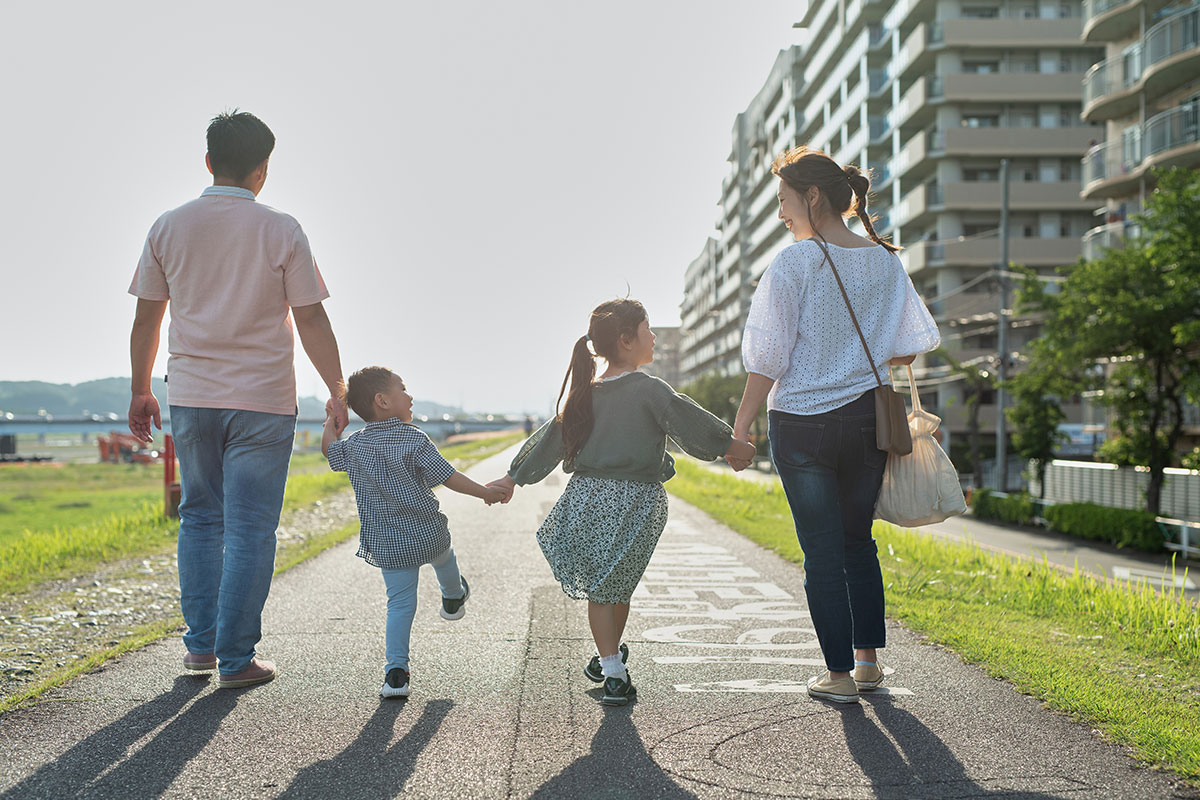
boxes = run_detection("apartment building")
[679,47,804,383]
[681,0,1108,463]
[1080,0,1200,451]
[1080,0,1200,256]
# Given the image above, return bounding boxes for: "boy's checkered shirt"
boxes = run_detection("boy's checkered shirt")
[326,418,457,570]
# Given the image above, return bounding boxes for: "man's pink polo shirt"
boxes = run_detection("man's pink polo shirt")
[128,186,330,416]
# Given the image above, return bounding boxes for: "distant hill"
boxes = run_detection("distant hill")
[0,379,462,420]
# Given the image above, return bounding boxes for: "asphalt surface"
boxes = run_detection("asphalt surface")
[0,448,1195,799]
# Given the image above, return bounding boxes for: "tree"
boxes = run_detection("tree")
[1004,359,1069,500]
[677,372,768,448]
[1016,167,1200,514]
[936,348,994,491]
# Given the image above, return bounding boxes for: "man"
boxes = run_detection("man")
[128,110,348,688]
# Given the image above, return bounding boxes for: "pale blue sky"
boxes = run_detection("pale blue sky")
[0,1,800,415]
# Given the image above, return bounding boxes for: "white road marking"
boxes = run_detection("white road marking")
[674,679,915,696]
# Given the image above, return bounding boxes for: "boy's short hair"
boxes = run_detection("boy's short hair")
[343,366,397,421]
[206,110,275,181]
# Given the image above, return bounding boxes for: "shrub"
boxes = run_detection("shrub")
[971,488,1037,526]
[1043,502,1164,552]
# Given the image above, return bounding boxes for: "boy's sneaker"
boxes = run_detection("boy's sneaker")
[380,667,410,698]
[806,671,860,704]
[601,671,637,706]
[584,642,629,683]
[854,660,886,691]
[440,577,470,620]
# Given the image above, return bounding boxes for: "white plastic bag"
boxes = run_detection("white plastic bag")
[874,366,967,527]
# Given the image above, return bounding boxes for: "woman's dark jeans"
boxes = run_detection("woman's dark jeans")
[768,390,887,673]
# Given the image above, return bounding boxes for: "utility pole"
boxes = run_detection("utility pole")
[996,158,1010,492]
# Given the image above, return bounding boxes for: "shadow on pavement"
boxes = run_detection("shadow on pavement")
[531,704,701,800]
[841,696,1065,799]
[0,674,225,799]
[278,698,452,799]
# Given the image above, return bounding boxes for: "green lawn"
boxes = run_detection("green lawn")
[666,459,1200,783]
[0,432,523,597]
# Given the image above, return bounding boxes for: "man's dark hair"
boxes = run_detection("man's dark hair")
[206,110,275,182]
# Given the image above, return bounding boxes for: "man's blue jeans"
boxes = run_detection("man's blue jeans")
[170,406,295,675]
[381,547,464,673]
[768,390,888,673]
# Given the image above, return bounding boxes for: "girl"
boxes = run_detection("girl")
[488,298,755,706]
[732,146,940,704]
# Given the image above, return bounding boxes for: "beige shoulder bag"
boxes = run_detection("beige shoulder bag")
[811,238,913,457]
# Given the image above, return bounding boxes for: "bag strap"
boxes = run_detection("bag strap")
[810,237,884,389]
[906,364,923,412]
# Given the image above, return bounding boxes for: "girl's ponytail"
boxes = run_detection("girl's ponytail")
[556,334,597,468]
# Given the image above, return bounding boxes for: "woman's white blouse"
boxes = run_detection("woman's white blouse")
[742,240,940,415]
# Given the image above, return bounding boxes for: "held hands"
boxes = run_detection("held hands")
[325,396,349,437]
[485,476,516,505]
[482,485,510,505]
[724,437,756,472]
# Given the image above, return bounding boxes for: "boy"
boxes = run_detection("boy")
[323,366,506,697]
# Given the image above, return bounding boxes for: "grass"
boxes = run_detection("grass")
[666,458,1200,782]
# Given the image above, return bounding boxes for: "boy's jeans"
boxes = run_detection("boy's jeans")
[382,547,465,673]
[170,406,295,675]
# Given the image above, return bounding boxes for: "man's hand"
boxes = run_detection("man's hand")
[325,396,349,436]
[128,393,162,443]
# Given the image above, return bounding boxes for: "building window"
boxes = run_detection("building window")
[962,6,1000,18]
[962,60,1000,74]
[962,114,1000,127]
[963,168,1000,181]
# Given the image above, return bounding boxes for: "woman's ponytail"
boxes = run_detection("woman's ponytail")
[844,165,899,254]
[556,335,597,468]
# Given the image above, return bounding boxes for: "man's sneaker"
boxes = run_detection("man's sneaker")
[806,671,860,704]
[601,671,637,706]
[183,652,217,672]
[440,577,470,620]
[217,658,276,689]
[584,642,629,683]
[854,660,885,691]
[380,667,410,698]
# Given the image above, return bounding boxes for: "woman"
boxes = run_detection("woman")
[729,146,940,704]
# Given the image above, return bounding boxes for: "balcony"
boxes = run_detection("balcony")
[942,126,1099,157]
[1084,0,1171,43]
[1083,7,1200,120]
[943,180,1095,211]
[942,72,1088,102]
[895,22,937,84]
[941,17,1083,47]
[893,129,934,181]
[894,181,943,229]
[893,76,936,130]
[1081,222,1128,260]
[947,236,1081,267]
[1082,101,1200,198]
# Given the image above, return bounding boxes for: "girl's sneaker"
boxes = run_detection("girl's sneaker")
[601,671,637,706]
[380,667,410,698]
[584,642,629,683]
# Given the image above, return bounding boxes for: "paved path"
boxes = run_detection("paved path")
[718,461,1199,596]
[1,448,1194,799]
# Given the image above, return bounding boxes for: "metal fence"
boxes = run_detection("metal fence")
[1030,459,1200,522]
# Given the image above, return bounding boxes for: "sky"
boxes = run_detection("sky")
[0,1,802,416]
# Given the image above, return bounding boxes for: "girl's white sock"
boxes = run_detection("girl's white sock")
[599,653,627,680]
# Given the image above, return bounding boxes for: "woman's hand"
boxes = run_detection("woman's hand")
[725,438,756,472]
[486,476,517,504]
